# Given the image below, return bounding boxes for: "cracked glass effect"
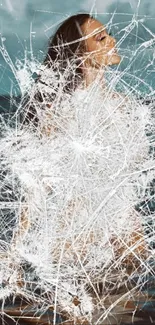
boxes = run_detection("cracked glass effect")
[0,2,155,325]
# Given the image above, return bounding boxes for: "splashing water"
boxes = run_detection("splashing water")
[0,7,155,325]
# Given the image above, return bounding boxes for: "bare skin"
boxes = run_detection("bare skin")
[81,18,121,87]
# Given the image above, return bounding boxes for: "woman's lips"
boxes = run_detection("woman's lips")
[112,48,117,54]
[108,48,118,55]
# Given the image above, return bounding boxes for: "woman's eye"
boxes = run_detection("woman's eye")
[100,36,106,41]
[96,35,106,41]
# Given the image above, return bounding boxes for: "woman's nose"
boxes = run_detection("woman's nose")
[106,35,116,47]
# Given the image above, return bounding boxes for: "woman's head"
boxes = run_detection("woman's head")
[44,14,121,91]
[44,13,120,69]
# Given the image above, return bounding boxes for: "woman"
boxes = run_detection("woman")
[24,13,121,128]
[22,12,146,274]
[3,13,150,325]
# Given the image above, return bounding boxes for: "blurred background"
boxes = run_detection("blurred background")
[0,0,154,101]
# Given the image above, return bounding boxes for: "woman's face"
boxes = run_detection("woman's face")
[81,18,121,67]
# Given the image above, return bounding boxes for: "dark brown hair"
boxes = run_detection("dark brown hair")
[44,13,91,87]
[23,13,91,126]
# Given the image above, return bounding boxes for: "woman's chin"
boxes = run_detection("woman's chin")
[108,54,121,66]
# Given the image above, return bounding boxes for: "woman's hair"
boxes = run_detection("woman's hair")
[45,15,90,66]
[44,13,91,91]
[23,13,91,126]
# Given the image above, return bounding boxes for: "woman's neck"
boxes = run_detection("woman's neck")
[82,64,106,88]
